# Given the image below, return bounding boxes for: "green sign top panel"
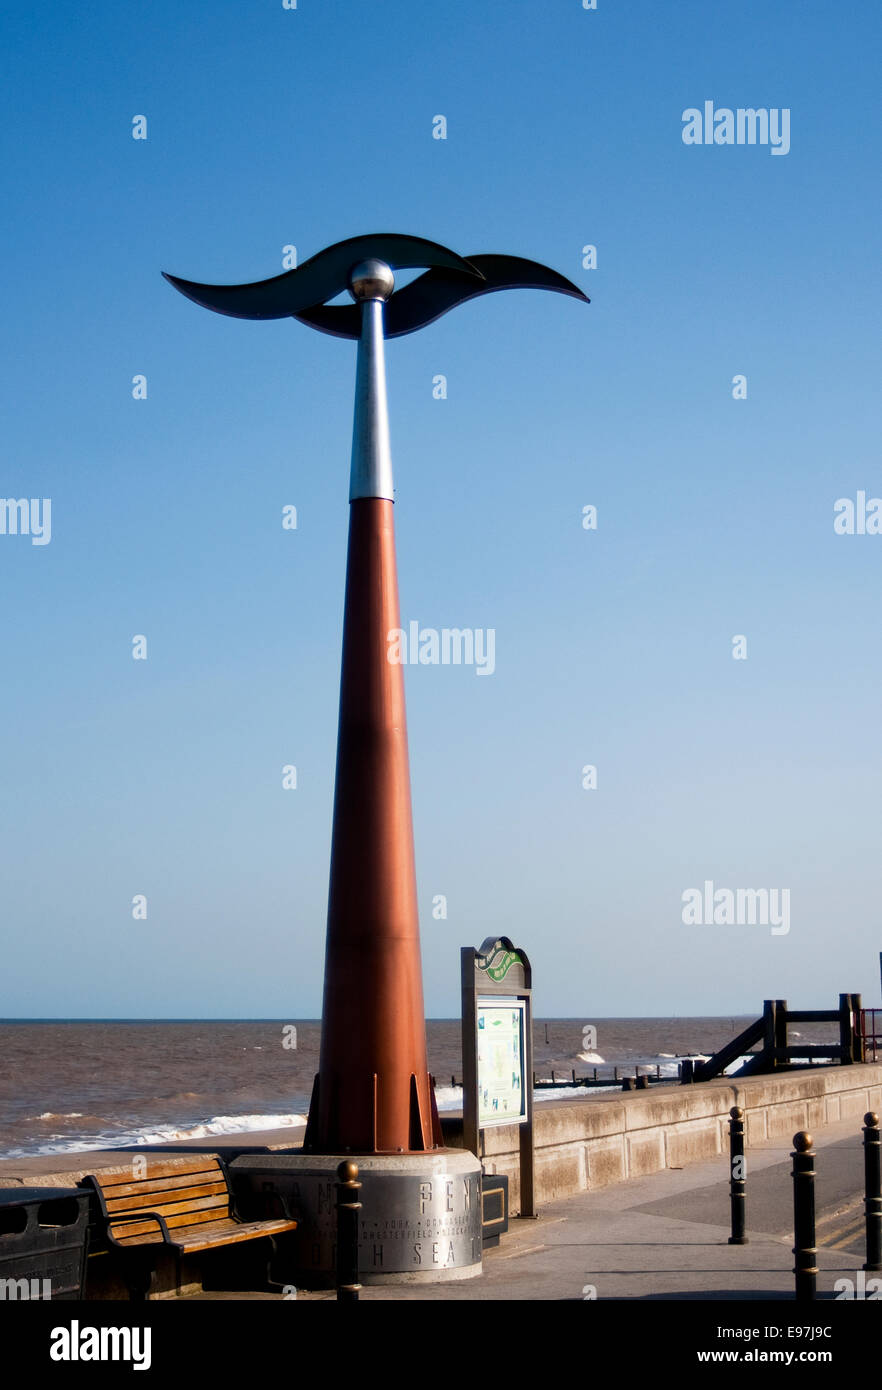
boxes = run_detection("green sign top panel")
[477,945,523,983]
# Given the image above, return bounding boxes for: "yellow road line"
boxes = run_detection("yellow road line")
[826,1222,866,1251]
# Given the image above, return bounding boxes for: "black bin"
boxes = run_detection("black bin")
[0,1188,91,1300]
[481,1173,509,1248]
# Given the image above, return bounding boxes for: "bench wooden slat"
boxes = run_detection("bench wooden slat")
[114,1216,298,1252]
[106,1180,228,1212]
[108,1200,229,1235]
[175,1218,298,1252]
[109,1203,232,1241]
[92,1157,224,1189]
[98,1166,225,1199]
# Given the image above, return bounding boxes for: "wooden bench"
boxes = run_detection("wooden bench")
[84,1155,297,1299]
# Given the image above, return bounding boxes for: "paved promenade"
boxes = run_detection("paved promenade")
[0,1106,871,1303]
[193,1113,870,1302]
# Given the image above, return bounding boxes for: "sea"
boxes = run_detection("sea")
[0,1016,842,1159]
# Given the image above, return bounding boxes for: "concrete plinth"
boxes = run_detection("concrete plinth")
[230,1149,482,1287]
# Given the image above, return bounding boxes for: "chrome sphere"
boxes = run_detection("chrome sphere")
[348,258,395,302]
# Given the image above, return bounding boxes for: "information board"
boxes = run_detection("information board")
[461,936,535,1218]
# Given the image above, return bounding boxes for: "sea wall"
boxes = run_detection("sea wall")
[2,1065,880,1216]
[441,1063,882,1213]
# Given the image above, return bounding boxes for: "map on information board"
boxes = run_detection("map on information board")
[477,999,527,1127]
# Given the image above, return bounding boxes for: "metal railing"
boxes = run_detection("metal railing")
[683,995,864,1083]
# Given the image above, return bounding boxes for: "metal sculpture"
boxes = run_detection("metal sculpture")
[164,233,587,1279]
[163,231,587,337]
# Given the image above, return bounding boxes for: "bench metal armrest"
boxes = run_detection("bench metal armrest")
[272,1191,295,1222]
[105,1210,174,1247]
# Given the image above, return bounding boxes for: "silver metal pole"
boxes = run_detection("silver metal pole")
[348,259,394,502]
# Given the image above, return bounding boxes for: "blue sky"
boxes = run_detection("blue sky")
[2,0,880,1017]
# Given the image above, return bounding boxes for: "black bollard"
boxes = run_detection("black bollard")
[863,1112,882,1273]
[728,1106,748,1245]
[335,1160,362,1302]
[791,1132,817,1301]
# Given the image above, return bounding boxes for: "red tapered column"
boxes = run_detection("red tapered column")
[304,496,439,1154]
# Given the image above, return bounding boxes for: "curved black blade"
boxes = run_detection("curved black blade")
[291,302,365,338]
[388,254,589,337]
[162,233,483,321]
[292,255,590,339]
